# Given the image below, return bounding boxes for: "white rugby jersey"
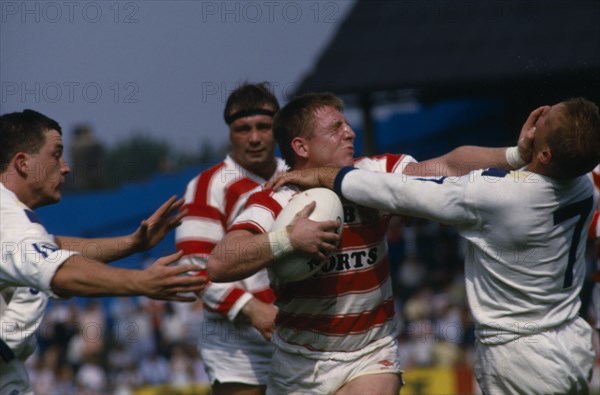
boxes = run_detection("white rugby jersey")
[175,155,286,321]
[231,154,415,354]
[1,182,75,368]
[1,288,46,361]
[339,168,596,345]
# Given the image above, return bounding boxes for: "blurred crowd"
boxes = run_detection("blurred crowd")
[27,218,599,394]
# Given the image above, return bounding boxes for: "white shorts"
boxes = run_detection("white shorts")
[0,358,33,395]
[198,318,274,385]
[267,336,403,395]
[474,317,594,395]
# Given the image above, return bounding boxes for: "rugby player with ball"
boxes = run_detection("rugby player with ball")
[208,92,535,395]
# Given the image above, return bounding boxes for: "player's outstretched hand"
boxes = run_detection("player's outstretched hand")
[267,167,341,191]
[517,106,544,163]
[138,251,208,302]
[287,201,340,261]
[132,195,188,252]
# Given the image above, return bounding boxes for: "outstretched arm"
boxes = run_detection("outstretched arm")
[267,106,543,190]
[56,196,186,263]
[50,251,207,301]
[405,106,542,177]
[270,167,477,226]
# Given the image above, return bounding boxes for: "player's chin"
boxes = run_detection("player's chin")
[247,152,269,164]
[51,189,63,203]
[337,156,355,167]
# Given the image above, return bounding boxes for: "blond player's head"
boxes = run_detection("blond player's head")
[534,98,600,179]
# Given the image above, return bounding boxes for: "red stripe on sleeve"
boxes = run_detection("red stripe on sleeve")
[276,298,395,335]
[244,189,283,216]
[229,221,264,234]
[215,287,246,315]
[229,190,283,234]
[384,153,404,173]
[253,288,276,304]
[225,178,260,219]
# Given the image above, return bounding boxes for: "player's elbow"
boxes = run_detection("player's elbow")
[50,265,77,298]
[206,255,229,282]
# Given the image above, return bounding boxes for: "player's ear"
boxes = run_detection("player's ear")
[291,137,309,160]
[13,152,29,175]
[538,148,552,165]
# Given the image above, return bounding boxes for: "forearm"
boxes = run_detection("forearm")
[207,230,275,282]
[338,169,475,224]
[50,254,140,297]
[55,235,138,263]
[405,146,513,177]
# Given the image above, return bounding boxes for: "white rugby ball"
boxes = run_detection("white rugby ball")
[269,188,344,283]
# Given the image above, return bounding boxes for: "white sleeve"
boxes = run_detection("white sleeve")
[1,189,78,297]
[340,169,479,225]
[2,232,78,298]
[0,288,47,359]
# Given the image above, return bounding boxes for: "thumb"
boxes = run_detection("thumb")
[295,201,316,219]
[154,250,184,267]
[138,219,149,234]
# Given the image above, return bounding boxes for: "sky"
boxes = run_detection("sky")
[0,0,356,156]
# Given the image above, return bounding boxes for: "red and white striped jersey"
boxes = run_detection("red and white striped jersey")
[231,153,415,354]
[175,155,287,321]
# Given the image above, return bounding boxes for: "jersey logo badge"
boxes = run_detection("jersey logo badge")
[32,242,58,258]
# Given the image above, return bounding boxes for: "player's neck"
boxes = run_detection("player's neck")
[525,162,570,180]
[246,160,277,181]
[1,176,35,208]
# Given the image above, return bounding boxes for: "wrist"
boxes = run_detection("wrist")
[268,228,293,262]
[333,167,357,196]
[127,270,145,296]
[125,233,143,254]
[505,146,526,169]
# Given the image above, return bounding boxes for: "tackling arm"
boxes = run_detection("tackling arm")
[55,195,186,263]
[404,106,541,177]
[337,169,478,225]
[50,251,206,301]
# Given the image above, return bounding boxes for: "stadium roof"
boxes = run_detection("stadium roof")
[296,0,600,101]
